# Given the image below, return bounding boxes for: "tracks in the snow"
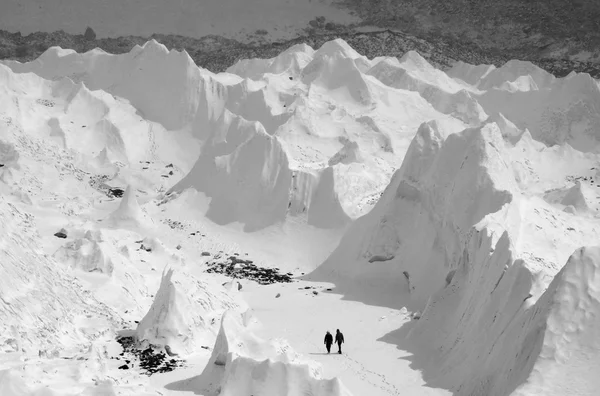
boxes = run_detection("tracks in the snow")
[308,339,401,396]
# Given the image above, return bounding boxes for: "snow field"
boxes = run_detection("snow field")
[2,35,600,396]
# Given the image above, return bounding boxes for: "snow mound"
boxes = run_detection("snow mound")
[199,310,353,396]
[0,140,20,168]
[53,233,115,275]
[106,185,154,228]
[136,268,243,355]
[0,369,58,396]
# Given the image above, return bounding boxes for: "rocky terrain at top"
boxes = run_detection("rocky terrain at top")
[2,1,600,79]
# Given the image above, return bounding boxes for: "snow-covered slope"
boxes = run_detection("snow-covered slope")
[0,196,119,356]
[3,37,600,396]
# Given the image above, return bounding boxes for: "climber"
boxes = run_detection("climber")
[324,330,333,353]
[335,329,344,354]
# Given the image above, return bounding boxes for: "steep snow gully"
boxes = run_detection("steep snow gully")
[1,38,600,396]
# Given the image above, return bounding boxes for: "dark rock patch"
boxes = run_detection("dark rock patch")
[108,188,125,198]
[54,230,67,239]
[206,255,293,285]
[117,336,184,375]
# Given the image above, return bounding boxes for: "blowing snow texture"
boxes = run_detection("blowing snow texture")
[317,119,600,395]
[199,310,353,396]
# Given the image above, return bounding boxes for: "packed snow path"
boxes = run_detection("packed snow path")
[241,280,449,396]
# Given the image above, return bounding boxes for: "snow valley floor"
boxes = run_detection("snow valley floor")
[1,39,600,396]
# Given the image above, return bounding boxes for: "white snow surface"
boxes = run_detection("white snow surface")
[2,38,600,396]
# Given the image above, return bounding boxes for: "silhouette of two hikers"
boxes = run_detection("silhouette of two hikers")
[324,329,344,354]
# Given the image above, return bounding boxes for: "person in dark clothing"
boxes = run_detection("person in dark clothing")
[324,331,333,353]
[335,329,344,354]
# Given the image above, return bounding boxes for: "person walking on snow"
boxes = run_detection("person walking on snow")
[324,331,333,353]
[335,329,344,354]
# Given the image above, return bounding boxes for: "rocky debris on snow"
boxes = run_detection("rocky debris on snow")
[163,219,185,230]
[312,290,319,295]
[88,174,126,198]
[176,244,182,250]
[276,293,281,298]
[108,188,125,198]
[53,228,67,238]
[116,336,184,375]
[201,251,211,256]
[206,256,294,285]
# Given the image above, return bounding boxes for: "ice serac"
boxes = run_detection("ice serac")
[315,120,515,302]
[227,43,315,80]
[199,310,353,396]
[135,268,241,355]
[510,246,600,396]
[366,53,487,125]
[476,68,600,151]
[106,185,154,228]
[315,116,600,395]
[169,109,350,230]
[169,114,292,231]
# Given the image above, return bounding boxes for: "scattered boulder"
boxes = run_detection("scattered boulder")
[84,27,97,41]
[276,293,281,298]
[176,245,182,250]
[165,345,178,357]
[117,336,182,375]
[108,188,125,198]
[201,251,211,256]
[54,229,67,239]
[312,291,319,295]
